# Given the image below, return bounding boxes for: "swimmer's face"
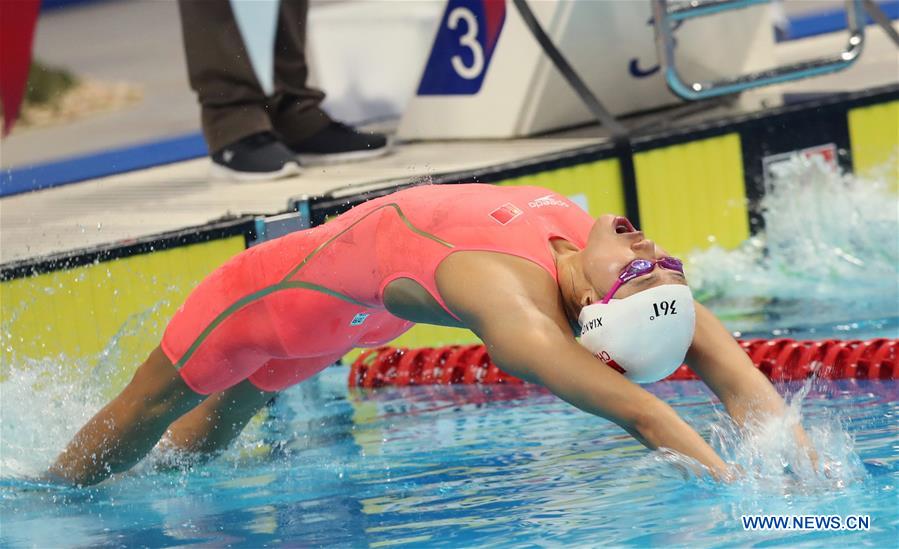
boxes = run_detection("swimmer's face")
[582,215,687,300]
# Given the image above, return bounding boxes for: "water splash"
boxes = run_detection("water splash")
[688,155,899,334]
[0,302,169,480]
[720,379,866,493]
[0,355,106,479]
[628,373,868,501]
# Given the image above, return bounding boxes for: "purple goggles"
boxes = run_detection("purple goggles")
[600,257,684,304]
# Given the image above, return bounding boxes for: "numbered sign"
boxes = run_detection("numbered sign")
[400,1,773,139]
[417,0,507,95]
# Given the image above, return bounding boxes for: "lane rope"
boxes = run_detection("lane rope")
[349,339,899,388]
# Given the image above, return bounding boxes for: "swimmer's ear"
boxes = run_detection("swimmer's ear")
[579,289,598,309]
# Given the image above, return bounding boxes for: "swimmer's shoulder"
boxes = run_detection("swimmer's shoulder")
[437,250,569,331]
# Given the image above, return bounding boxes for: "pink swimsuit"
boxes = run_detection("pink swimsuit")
[162,184,594,394]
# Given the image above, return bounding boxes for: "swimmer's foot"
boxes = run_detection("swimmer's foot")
[287,121,391,166]
[152,444,213,472]
[210,131,301,182]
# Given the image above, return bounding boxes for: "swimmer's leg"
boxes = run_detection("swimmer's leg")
[157,379,276,466]
[155,353,343,468]
[47,346,205,486]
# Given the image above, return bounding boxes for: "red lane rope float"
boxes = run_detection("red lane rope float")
[348,338,899,388]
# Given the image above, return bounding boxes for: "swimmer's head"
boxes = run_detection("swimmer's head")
[578,284,696,383]
[561,215,696,382]
[581,215,689,299]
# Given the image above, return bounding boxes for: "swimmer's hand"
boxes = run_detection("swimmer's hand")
[688,461,742,483]
[719,463,744,483]
[795,425,821,471]
[657,447,741,482]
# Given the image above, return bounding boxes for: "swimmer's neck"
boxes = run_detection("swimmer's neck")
[551,239,590,331]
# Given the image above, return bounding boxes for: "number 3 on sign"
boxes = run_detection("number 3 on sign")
[448,7,484,80]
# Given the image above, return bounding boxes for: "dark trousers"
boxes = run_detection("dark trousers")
[178,0,330,153]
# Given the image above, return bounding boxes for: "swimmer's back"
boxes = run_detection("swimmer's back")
[256,183,595,311]
[163,183,594,393]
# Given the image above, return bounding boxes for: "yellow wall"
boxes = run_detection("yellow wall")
[633,133,749,257]
[499,157,626,217]
[848,100,899,185]
[0,236,245,386]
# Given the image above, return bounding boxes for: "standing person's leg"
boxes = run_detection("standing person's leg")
[272,0,391,165]
[269,0,330,142]
[177,0,270,152]
[177,0,299,180]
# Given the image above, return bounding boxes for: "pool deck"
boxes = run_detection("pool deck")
[1,13,897,265]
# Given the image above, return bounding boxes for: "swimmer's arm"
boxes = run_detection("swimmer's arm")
[687,304,786,421]
[437,253,727,478]
[473,313,732,479]
[687,303,816,456]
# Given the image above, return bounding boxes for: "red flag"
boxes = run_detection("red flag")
[1,0,42,136]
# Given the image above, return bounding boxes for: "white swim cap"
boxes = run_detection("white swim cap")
[578,284,696,383]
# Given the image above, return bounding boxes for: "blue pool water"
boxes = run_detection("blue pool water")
[1,157,897,547]
[1,364,897,547]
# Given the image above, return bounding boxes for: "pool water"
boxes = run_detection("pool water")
[688,155,898,337]
[1,365,897,547]
[1,156,897,547]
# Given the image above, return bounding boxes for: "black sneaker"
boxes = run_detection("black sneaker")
[288,122,391,166]
[210,132,301,182]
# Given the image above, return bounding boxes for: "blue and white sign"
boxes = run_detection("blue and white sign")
[417,0,507,95]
